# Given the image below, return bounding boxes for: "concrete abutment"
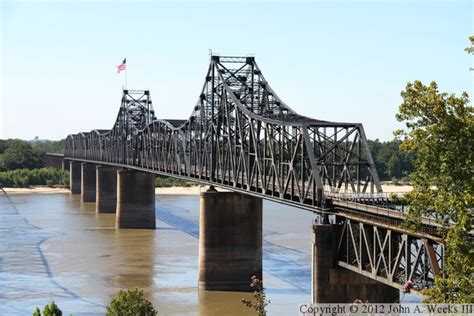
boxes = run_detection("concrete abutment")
[198,188,262,291]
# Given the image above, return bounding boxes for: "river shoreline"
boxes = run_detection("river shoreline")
[2,186,203,195]
[2,183,412,195]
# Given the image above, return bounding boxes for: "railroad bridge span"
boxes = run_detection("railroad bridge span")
[52,56,444,302]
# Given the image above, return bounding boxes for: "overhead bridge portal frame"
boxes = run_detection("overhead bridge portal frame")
[66,56,383,206]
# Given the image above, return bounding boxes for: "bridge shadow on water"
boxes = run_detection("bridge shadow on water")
[0,193,105,315]
[154,197,421,303]
[155,198,311,295]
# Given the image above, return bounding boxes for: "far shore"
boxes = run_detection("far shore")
[2,183,412,196]
[380,184,413,193]
[2,186,203,195]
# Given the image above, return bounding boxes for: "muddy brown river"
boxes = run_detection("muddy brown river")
[0,192,322,315]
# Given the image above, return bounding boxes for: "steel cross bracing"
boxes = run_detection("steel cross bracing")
[334,217,443,294]
[64,56,445,291]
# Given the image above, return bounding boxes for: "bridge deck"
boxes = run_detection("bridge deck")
[54,154,447,240]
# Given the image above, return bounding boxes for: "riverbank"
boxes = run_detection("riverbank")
[2,186,204,195]
[3,184,412,195]
[2,186,71,195]
[380,184,413,193]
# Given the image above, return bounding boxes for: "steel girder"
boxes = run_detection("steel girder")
[65,56,383,209]
[336,217,443,293]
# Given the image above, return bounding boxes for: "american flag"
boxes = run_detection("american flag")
[117,58,126,73]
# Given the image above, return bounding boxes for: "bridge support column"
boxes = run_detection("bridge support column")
[198,188,262,291]
[96,166,117,213]
[116,170,155,229]
[81,163,96,202]
[312,224,399,303]
[69,162,81,194]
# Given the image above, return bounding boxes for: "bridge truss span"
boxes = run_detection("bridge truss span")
[66,56,383,210]
[62,55,453,293]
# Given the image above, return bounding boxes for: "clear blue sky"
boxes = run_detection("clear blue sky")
[1,0,472,141]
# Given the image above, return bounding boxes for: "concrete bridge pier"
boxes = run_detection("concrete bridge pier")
[69,161,81,194]
[312,224,399,303]
[116,170,156,229]
[198,187,262,291]
[81,163,96,202]
[96,166,118,213]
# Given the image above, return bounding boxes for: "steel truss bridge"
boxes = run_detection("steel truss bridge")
[65,56,445,294]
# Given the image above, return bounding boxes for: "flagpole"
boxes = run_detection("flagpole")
[118,58,127,90]
[125,67,127,90]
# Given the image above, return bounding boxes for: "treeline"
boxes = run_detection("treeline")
[155,176,195,187]
[0,138,65,172]
[30,138,65,154]
[0,139,44,171]
[367,139,414,182]
[0,139,67,187]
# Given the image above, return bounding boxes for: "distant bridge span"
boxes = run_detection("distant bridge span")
[62,56,445,298]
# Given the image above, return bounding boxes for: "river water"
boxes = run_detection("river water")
[0,192,320,315]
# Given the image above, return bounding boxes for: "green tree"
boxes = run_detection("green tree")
[106,288,157,316]
[368,138,414,181]
[465,35,474,54]
[0,139,43,171]
[368,139,388,180]
[43,301,62,316]
[387,154,403,180]
[465,35,474,71]
[0,139,9,154]
[387,151,413,180]
[395,80,473,303]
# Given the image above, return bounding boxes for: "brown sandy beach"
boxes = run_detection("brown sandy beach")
[2,186,204,195]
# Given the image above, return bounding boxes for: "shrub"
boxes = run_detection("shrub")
[106,288,157,316]
[155,176,194,188]
[0,168,69,187]
[241,276,269,316]
[32,300,62,316]
[43,301,62,316]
